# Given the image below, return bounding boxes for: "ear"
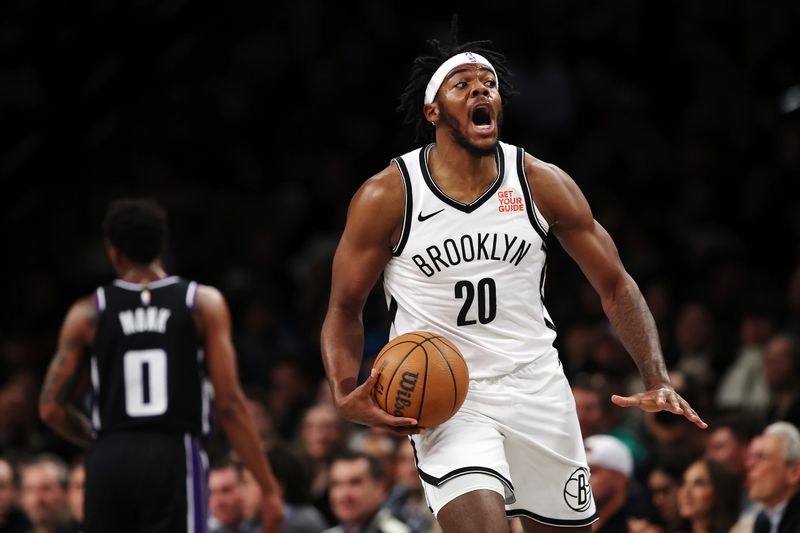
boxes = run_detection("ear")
[423,103,439,123]
[104,241,123,271]
[787,461,800,486]
[104,240,117,262]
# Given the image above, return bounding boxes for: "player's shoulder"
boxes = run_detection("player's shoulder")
[522,151,572,188]
[350,162,405,212]
[71,294,98,318]
[194,283,226,308]
[60,294,99,337]
[520,151,587,226]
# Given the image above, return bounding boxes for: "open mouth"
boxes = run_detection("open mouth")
[471,105,492,127]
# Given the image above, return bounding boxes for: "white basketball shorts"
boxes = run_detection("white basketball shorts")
[410,351,598,527]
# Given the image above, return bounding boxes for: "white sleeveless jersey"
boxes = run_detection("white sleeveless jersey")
[382,141,558,379]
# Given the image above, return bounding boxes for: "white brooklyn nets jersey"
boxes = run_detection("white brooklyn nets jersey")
[383,141,558,380]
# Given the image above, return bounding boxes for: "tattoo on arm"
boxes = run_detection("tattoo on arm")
[40,340,78,405]
[605,283,670,390]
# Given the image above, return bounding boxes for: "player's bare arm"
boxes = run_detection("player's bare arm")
[39,297,95,447]
[526,155,706,429]
[195,285,283,533]
[320,164,422,435]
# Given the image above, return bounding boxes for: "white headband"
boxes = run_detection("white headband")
[424,52,498,105]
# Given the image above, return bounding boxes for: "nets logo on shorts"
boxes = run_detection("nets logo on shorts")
[563,467,592,512]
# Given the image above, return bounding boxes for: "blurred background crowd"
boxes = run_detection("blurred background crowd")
[2,1,800,532]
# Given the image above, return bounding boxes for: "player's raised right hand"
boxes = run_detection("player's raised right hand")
[335,369,424,435]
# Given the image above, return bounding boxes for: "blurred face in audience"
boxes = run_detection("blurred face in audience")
[329,458,385,527]
[648,467,680,525]
[572,386,606,438]
[763,337,797,390]
[209,465,244,529]
[587,464,624,507]
[67,463,84,523]
[746,435,800,508]
[677,461,714,523]
[302,405,344,461]
[705,427,747,477]
[0,460,16,523]
[245,397,275,446]
[396,439,422,491]
[238,467,262,522]
[20,462,68,528]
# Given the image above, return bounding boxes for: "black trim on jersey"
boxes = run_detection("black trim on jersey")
[506,508,599,527]
[416,465,515,494]
[518,148,555,332]
[419,144,505,213]
[388,297,398,325]
[539,250,555,332]
[391,157,414,257]
[408,437,435,513]
[516,147,548,245]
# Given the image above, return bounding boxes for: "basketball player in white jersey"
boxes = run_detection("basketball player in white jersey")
[320,24,707,533]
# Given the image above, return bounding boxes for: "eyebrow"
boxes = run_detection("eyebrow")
[445,66,495,82]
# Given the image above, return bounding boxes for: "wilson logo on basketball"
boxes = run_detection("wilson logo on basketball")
[393,371,419,416]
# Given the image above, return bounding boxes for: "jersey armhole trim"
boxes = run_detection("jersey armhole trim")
[186,281,199,309]
[95,287,106,313]
[391,157,413,257]
[516,147,549,244]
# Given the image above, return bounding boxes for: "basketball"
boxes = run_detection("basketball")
[372,331,469,427]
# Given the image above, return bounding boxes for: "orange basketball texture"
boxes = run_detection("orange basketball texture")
[372,331,469,427]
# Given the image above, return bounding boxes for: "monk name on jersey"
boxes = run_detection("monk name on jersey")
[412,232,533,277]
[118,307,171,335]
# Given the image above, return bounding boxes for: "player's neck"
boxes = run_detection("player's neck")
[118,262,167,284]
[428,140,498,202]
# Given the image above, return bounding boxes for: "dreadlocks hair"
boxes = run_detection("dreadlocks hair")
[397,14,517,144]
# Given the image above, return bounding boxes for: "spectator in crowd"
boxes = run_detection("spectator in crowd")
[349,429,398,492]
[268,359,317,441]
[762,334,800,428]
[243,385,279,451]
[742,421,800,533]
[714,309,774,414]
[0,457,31,533]
[676,458,741,533]
[703,412,761,519]
[383,439,440,533]
[572,372,647,468]
[584,434,645,532]
[296,404,350,527]
[209,455,254,533]
[53,458,84,533]
[628,450,693,533]
[19,454,71,533]
[238,464,263,532]
[323,451,409,533]
[671,302,718,395]
[240,442,328,533]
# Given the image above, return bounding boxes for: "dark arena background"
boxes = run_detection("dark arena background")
[2,0,800,530]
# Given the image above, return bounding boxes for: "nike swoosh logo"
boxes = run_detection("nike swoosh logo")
[417,209,445,222]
